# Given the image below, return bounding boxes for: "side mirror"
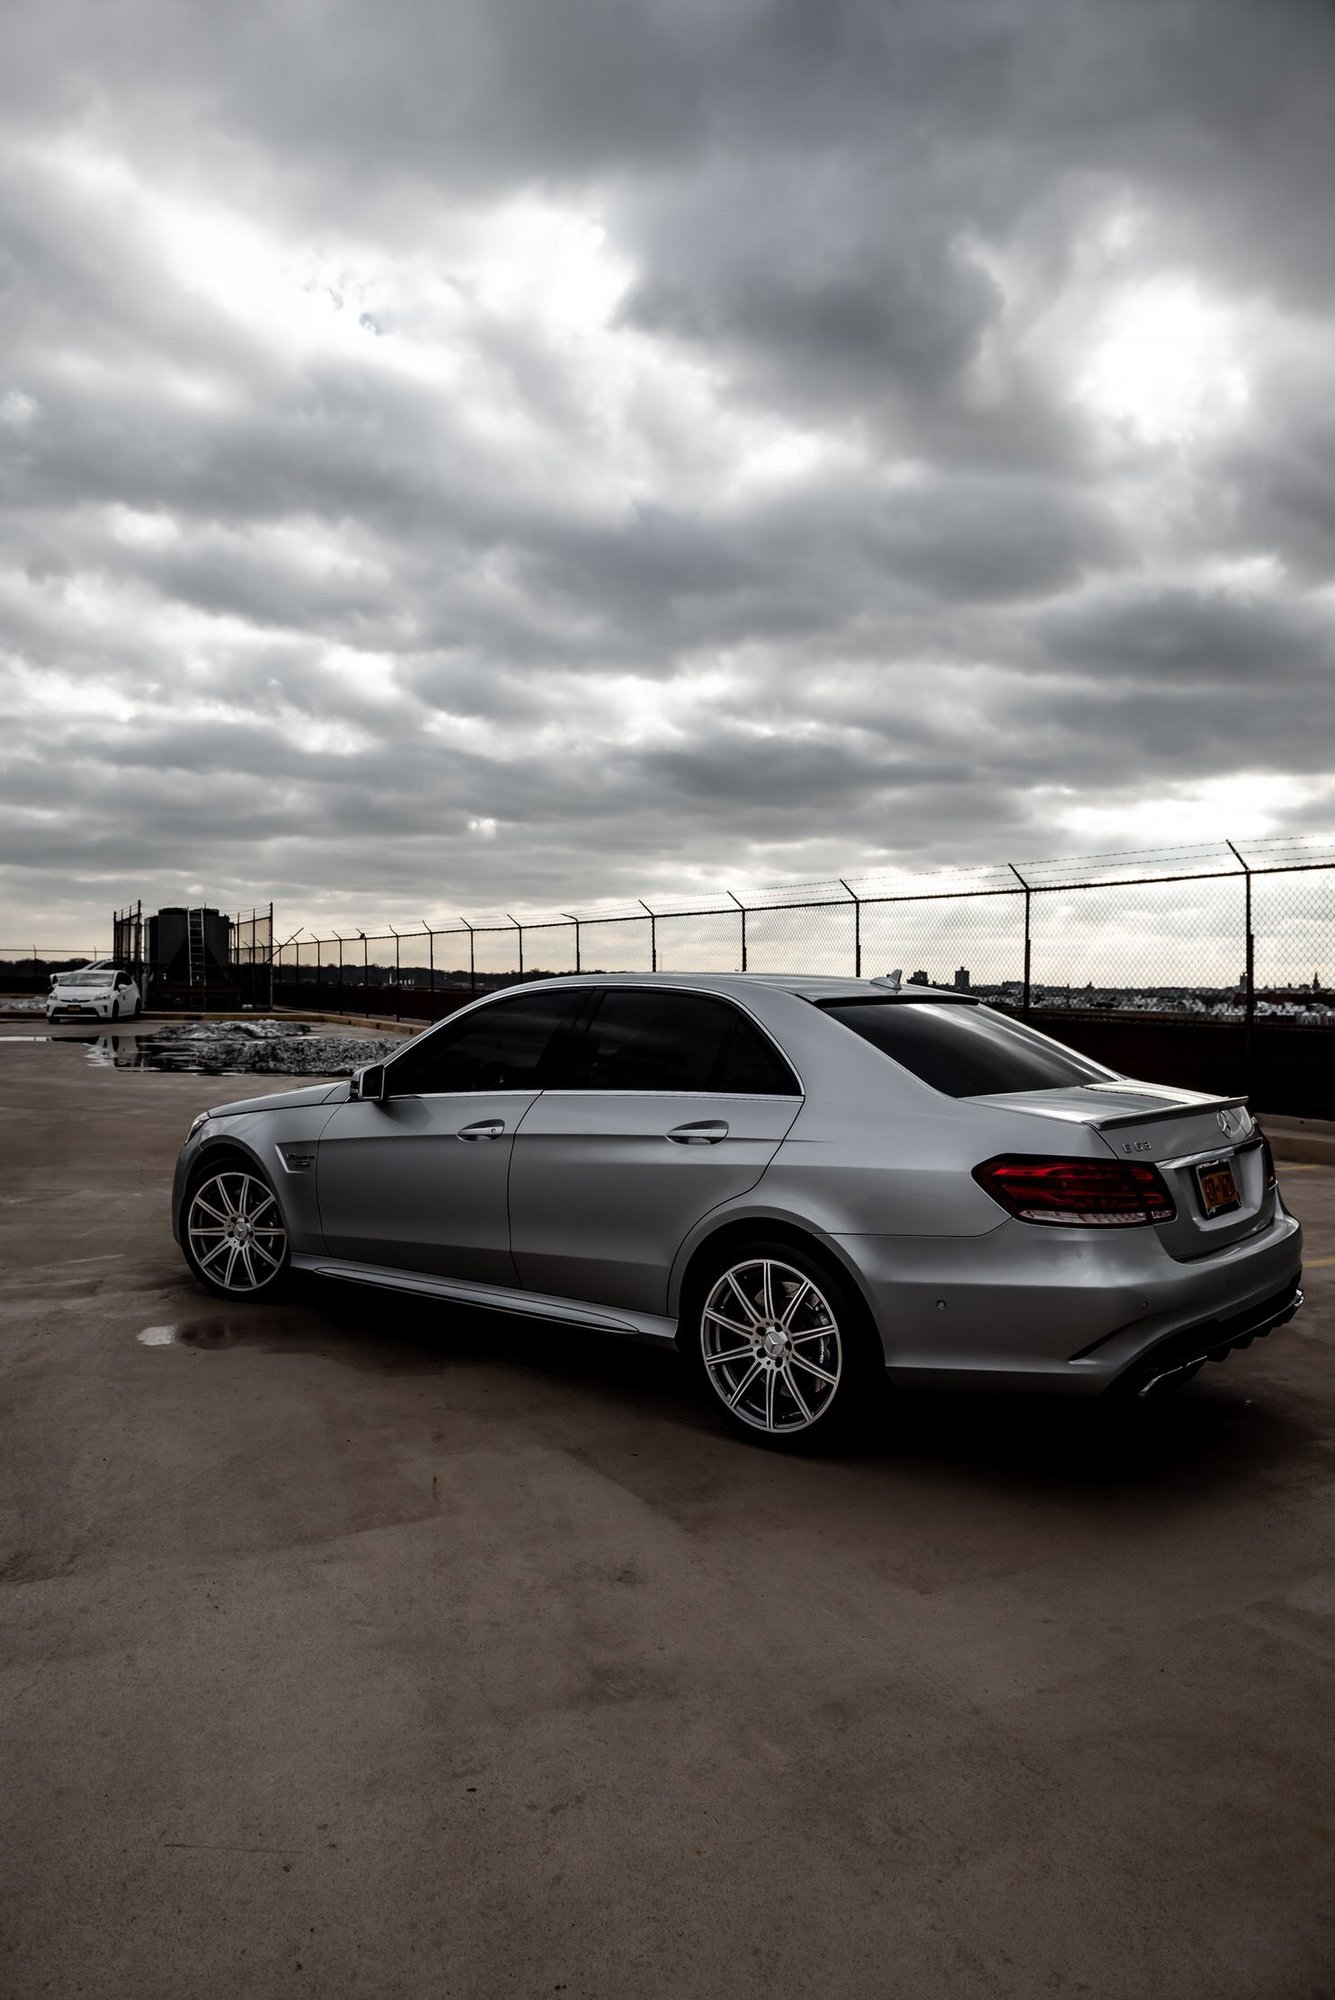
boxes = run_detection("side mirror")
[351,1062,387,1103]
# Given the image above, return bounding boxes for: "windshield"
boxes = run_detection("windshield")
[820,999,1113,1098]
[60,974,116,989]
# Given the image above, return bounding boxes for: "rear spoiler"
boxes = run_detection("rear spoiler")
[1088,1095,1248,1132]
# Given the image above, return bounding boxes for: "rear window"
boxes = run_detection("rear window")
[820,1000,1111,1098]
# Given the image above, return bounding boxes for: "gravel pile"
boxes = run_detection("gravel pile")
[152,1018,313,1043]
[240,1034,399,1075]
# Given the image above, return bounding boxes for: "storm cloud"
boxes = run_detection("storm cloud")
[2,0,1334,939]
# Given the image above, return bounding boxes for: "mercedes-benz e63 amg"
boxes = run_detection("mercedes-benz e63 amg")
[171,975,1303,1446]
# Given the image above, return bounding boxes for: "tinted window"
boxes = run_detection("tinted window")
[715,1013,801,1096]
[573,990,799,1095]
[389,988,585,1095]
[821,1000,1111,1098]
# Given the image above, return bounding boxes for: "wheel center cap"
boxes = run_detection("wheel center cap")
[762,1327,788,1359]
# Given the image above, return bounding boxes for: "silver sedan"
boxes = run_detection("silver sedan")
[171,974,1304,1446]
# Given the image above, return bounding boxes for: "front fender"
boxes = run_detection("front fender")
[172,1105,338,1254]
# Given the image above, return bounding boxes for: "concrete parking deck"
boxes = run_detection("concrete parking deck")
[3,1030,1334,1999]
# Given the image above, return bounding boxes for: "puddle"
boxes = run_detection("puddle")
[80,1021,397,1077]
[138,1319,241,1348]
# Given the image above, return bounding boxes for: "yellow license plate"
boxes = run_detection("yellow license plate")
[1196,1158,1240,1218]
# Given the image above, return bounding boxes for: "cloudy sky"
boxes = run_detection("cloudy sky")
[2,0,1334,944]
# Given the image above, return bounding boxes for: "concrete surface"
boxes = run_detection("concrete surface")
[3,1029,1334,2000]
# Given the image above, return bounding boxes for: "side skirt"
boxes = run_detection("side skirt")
[289,1253,679,1345]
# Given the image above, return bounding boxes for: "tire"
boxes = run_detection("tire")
[111,1001,120,1020]
[684,1237,886,1450]
[182,1159,290,1300]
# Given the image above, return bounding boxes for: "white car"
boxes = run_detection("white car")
[47,965,142,1022]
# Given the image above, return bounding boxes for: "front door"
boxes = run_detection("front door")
[316,985,587,1282]
[509,987,802,1314]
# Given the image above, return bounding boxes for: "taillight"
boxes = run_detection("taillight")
[973,1154,1176,1227]
[1260,1137,1277,1190]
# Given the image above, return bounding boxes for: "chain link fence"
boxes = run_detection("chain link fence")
[270,835,1332,1018]
[7,839,1332,1105]
[265,837,1334,1112]
[0,946,109,997]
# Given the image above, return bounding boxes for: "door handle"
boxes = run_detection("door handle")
[458,1118,506,1141]
[667,1120,730,1145]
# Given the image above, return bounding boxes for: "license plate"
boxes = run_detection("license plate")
[1196,1157,1241,1218]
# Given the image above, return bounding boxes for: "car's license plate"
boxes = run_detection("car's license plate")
[1196,1157,1241,1218]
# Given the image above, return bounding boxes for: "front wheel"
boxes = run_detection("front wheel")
[183,1163,290,1299]
[111,1001,120,1020]
[687,1240,884,1449]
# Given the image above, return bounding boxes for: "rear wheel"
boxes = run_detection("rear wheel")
[687,1239,884,1449]
[183,1163,289,1299]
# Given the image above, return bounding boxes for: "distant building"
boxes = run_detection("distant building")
[908,969,930,986]
[953,966,970,991]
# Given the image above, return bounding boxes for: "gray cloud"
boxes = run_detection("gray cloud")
[1,0,1334,940]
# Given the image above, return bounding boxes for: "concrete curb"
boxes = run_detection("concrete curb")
[1258,1116,1335,1168]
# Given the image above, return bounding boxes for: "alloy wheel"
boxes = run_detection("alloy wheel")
[186,1170,287,1293]
[700,1257,843,1434]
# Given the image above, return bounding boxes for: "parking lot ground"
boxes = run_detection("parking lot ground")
[3,1031,1334,2000]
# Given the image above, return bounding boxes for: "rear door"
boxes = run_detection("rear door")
[316,985,586,1282]
[508,987,802,1315]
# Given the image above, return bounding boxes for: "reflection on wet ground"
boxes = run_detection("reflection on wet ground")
[77,1031,251,1074]
[62,1021,398,1076]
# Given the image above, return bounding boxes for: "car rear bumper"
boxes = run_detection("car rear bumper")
[1111,1280,1303,1398]
[836,1203,1303,1394]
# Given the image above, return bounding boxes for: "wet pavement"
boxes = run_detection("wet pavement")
[3,1033,1335,1999]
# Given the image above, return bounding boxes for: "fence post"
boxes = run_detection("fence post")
[1007,865,1032,1017]
[462,920,475,994]
[425,924,436,1019]
[389,925,402,1023]
[839,880,862,978]
[563,915,581,974]
[334,932,350,1016]
[508,915,524,980]
[639,900,658,973]
[727,891,748,972]
[1226,841,1255,1094]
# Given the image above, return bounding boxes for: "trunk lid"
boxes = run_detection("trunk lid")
[970,1080,1274,1260]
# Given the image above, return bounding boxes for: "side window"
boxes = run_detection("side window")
[714,1013,801,1096]
[388,987,586,1096]
[572,990,799,1095]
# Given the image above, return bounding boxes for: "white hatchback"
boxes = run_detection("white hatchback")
[47,966,142,1021]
